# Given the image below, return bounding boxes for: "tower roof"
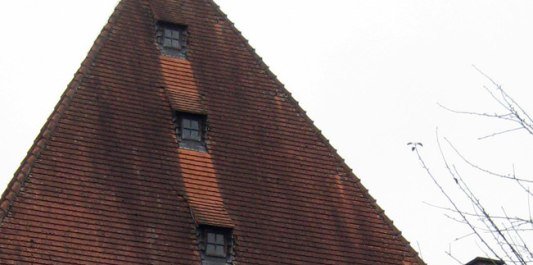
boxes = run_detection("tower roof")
[465,257,505,265]
[0,0,424,264]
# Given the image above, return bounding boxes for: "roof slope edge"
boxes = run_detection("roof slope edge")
[0,1,125,225]
[205,0,425,263]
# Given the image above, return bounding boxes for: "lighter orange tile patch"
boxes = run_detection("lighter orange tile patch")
[160,57,204,113]
[178,148,234,228]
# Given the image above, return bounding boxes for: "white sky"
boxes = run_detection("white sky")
[1,1,533,264]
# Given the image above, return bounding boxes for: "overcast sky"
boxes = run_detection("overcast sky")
[1,1,533,264]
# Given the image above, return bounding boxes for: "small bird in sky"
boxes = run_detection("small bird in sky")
[407,142,423,151]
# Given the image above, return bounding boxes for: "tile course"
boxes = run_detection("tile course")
[0,0,424,264]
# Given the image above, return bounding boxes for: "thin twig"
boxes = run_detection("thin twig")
[444,138,533,184]
[478,127,524,140]
[413,130,503,261]
[445,250,464,265]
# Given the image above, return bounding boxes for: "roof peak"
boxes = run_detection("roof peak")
[0,1,424,264]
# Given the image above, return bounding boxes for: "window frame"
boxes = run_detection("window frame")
[156,22,188,57]
[199,226,233,263]
[174,112,207,152]
[204,228,229,258]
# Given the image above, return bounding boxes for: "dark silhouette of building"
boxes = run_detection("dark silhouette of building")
[466,257,505,265]
[0,0,424,264]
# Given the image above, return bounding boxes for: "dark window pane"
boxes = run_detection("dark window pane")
[216,234,224,245]
[182,129,191,139]
[215,245,225,256]
[207,232,216,243]
[190,120,199,130]
[190,130,199,140]
[182,118,191,128]
[171,39,180,49]
[172,30,180,39]
[206,244,216,256]
[163,38,172,47]
[164,29,172,38]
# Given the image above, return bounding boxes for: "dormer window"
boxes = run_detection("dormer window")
[173,112,206,152]
[157,22,188,57]
[206,230,227,257]
[199,226,233,265]
[163,28,182,49]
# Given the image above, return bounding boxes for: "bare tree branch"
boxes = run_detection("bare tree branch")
[412,69,533,264]
[412,132,504,261]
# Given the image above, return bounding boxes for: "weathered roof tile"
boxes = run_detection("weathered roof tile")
[0,0,424,264]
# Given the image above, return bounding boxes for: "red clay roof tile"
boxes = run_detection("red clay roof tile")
[0,0,424,264]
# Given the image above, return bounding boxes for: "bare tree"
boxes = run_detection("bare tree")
[409,66,533,265]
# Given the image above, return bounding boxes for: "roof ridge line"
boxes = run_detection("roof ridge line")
[205,0,425,263]
[0,0,126,225]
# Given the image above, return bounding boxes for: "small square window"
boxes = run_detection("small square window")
[173,112,206,152]
[206,232,226,257]
[157,22,188,57]
[200,226,233,264]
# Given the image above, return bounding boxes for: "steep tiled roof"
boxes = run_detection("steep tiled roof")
[0,0,425,264]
